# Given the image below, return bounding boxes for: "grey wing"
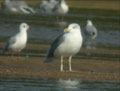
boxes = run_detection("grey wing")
[40,3,46,13]
[3,36,16,52]
[20,7,35,14]
[18,1,35,13]
[14,1,27,7]
[52,3,59,12]
[44,33,64,63]
[40,4,49,13]
[85,25,97,36]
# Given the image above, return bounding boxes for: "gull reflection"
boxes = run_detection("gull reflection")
[57,79,79,89]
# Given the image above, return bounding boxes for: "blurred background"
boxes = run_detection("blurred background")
[0,0,119,48]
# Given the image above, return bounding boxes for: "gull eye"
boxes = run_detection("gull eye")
[73,26,76,29]
[23,25,26,28]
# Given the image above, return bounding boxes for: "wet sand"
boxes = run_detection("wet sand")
[1,43,120,56]
[0,43,120,81]
[0,56,120,82]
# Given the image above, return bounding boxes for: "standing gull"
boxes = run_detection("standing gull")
[3,23,30,57]
[40,0,58,14]
[53,0,69,21]
[44,23,83,72]
[85,20,97,39]
[85,20,97,49]
[40,0,49,14]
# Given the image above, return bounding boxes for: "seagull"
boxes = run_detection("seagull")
[84,20,97,49]
[4,0,35,14]
[3,23,30,57]
[40,0,58,14]
[85,20,97,39]
[40,0,49,13]
[44,23,83,72]
[53,0,69,21]
[50,0,58,7]
[49,0,58,14]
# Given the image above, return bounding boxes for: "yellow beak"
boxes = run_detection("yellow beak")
[64,28,70,32]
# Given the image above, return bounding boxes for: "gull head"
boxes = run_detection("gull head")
[64,23,80,33]
[87,20,93,26]
[19,23,30,32]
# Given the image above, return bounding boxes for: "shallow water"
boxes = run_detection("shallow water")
[0,9,120,47]
[0,23,120,47]
[0,77,120,91]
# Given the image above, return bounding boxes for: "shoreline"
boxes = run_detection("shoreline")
[0,43,120,61]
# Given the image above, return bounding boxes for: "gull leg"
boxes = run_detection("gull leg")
[92,39,96,49]
[11,50,14,57]
[57,15,59,22]
[68,56,72,72]
[61,15,64,21]
[60,56,64,72]
[17,52,20,57]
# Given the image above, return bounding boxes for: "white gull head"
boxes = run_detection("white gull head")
[87,20,93,26]
[19,23,30,32]
[64,23,81,33]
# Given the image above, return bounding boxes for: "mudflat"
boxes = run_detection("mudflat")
[0,56,119,82]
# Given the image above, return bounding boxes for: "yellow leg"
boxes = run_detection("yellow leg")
[60,56,64,72]
[68,56,72,72]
